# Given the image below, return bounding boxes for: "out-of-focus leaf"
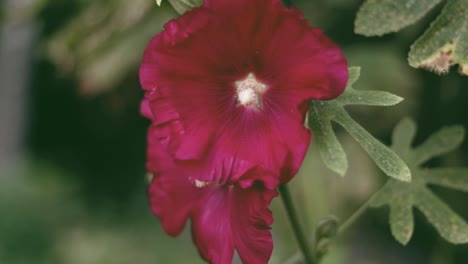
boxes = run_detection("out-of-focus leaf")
[3,0,47,24]
[355,0,467,75]
[156,0,163,6]
[355,0,443,36]
[314,215,340,262]
[408,0,468,75]
[168,0,202,14]
[309,67,411,181]
[369,118,468,245]
[45,0,174,96]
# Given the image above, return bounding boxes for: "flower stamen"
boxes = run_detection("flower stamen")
[190,177,213,188]
[235,73,268,109]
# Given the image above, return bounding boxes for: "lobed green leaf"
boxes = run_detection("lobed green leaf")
[391,117,417,158]
[421,168,468,192]
[308,107,348,177]
[408,0,468,75]
[369,118,468,245]
[355,0,467,75]
[414,188,468,244]
[412,126,465,165]
[336,89,403,106]
[390,200,414,245]
[333,109,411,182]
[309,67,410,181]
[355,0,443,36]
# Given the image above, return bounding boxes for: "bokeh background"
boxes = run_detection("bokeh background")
[1,0,467,263]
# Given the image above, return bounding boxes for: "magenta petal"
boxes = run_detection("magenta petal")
[191,187,235,264]
[191,185,277,264]
[146,125,202,236]
[232,186,277,264]
[140,99,153,120]
[148,170,204,236]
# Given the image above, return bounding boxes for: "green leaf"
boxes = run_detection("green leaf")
[391,117,417,156]
[422,168,468,192]
[308,107,348,176]
[156,0,163,6]
[333,109,411,181]
[389,199,414,244]
[168,0,202,14]
[308,67,411,181]
[336,89,403,106]
[411,126,465,165]
[415,188,468,243]
[354,0,468,75]
[369,118,468,245]
[355,0,443,36]
[408,0,468,75]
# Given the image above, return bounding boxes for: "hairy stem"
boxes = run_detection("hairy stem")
[337,193,375,235]
[279,184,316,264]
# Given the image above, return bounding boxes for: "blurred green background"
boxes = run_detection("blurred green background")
[1,0,467,263]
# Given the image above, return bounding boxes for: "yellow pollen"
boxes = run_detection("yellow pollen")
[234,73,268,109]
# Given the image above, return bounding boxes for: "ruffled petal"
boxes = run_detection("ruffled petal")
[147,126,203,236]
[140,99,153,120]
[191,184,277,264]
[232,186,277,264]
[141,0,347,187]
[257,8,348,102]
[146,124,174,173]
[267,28,348,102]
[191,187,235,264]
[148,172,201,236]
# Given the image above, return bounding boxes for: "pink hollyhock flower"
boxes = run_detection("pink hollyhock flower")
[140,0,347,263]
[140,0,348,187]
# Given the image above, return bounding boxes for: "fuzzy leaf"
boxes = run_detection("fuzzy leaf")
[336,89,403,106]
[422,168,468,192]
[333,109,411,181]
[370,118,468,245]
[355,0,443,36]
[411,126,465,165]
[168,0,202,14]
[309,67,411,181]
[408,0,468,75]
[355,0,467,75]
[308,107,348,176]
[391,117,417,155]
[390,199,414,244]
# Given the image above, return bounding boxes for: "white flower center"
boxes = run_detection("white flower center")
[235,73,268,109]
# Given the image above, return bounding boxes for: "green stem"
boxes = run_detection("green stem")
[337,194,374,235]
[279,184,316,264]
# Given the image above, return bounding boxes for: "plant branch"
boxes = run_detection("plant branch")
[337,192,376,235]
[279,184,316,264]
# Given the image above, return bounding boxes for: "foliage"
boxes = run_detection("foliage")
[308,67,411,182]
[370,118,468,245]
[158,0,203,14]
[45,0,174,96]
[355,0,468,75]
